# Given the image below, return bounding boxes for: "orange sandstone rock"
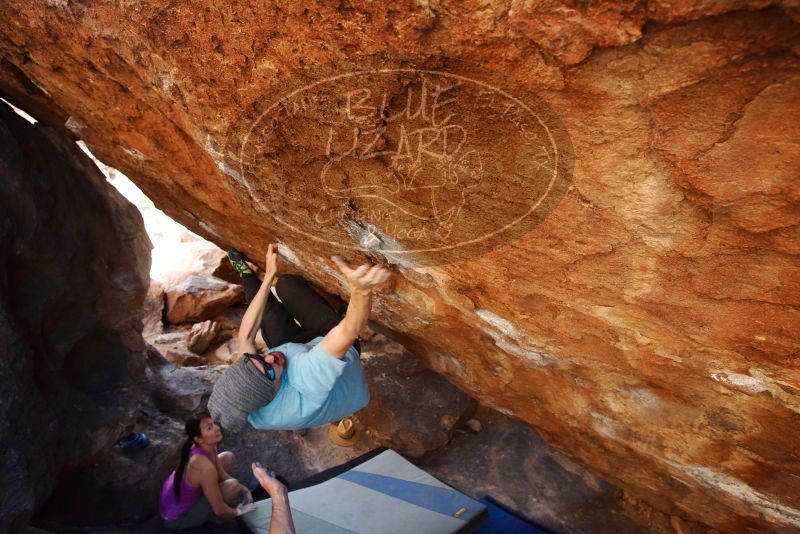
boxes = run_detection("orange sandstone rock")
[1,2,798,531]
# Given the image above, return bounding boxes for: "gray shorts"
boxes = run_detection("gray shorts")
[163,496,231,530]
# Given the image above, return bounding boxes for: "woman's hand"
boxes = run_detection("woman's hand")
[252,462,287,496]
[235,502,258,516]
[264,244,278,278]
[331,255,391,294]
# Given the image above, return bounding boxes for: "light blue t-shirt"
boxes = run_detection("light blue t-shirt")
[247,336,369,430]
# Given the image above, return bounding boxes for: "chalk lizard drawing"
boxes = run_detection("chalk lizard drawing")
[319,81,483,240]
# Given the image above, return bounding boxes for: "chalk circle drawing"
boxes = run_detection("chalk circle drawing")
[222,65,574,267]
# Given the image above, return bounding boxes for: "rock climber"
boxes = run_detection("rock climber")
[207,243,390,431]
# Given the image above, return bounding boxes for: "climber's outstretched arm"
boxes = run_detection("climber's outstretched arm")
[319,256,390,359]
[237,244,277,355]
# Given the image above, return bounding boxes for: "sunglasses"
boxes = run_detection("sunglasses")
[244,352,279,381]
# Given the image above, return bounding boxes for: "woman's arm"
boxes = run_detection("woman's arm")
[194,460,238,518]
[217,461,234,483]
[237,244,278,355]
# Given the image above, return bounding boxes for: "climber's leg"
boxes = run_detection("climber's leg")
[275,275,352,345]
[258,289,303,348]
[230,248,301,348]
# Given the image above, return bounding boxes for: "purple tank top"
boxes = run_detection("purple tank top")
[159,444,217,521]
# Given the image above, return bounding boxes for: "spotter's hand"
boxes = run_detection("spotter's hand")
[251,462,286,496]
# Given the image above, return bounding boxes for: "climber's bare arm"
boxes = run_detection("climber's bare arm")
[320,256,390,359]
[237,244,278,356]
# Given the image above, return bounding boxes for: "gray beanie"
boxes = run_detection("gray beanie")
[207,355,278,431]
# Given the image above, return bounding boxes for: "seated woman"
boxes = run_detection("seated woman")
[159,411,254,529]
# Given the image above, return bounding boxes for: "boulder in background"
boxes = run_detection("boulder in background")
[164,275,243,324]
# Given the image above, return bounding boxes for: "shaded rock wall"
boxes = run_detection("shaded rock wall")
[32,346,208,530]
[0,102,151,531]
[1,2,798,531]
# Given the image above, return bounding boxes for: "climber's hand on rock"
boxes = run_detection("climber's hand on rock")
[264,244,278,277]
[331,255,391,294]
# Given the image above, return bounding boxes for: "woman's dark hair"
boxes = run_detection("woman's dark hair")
[174,411,212,499]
